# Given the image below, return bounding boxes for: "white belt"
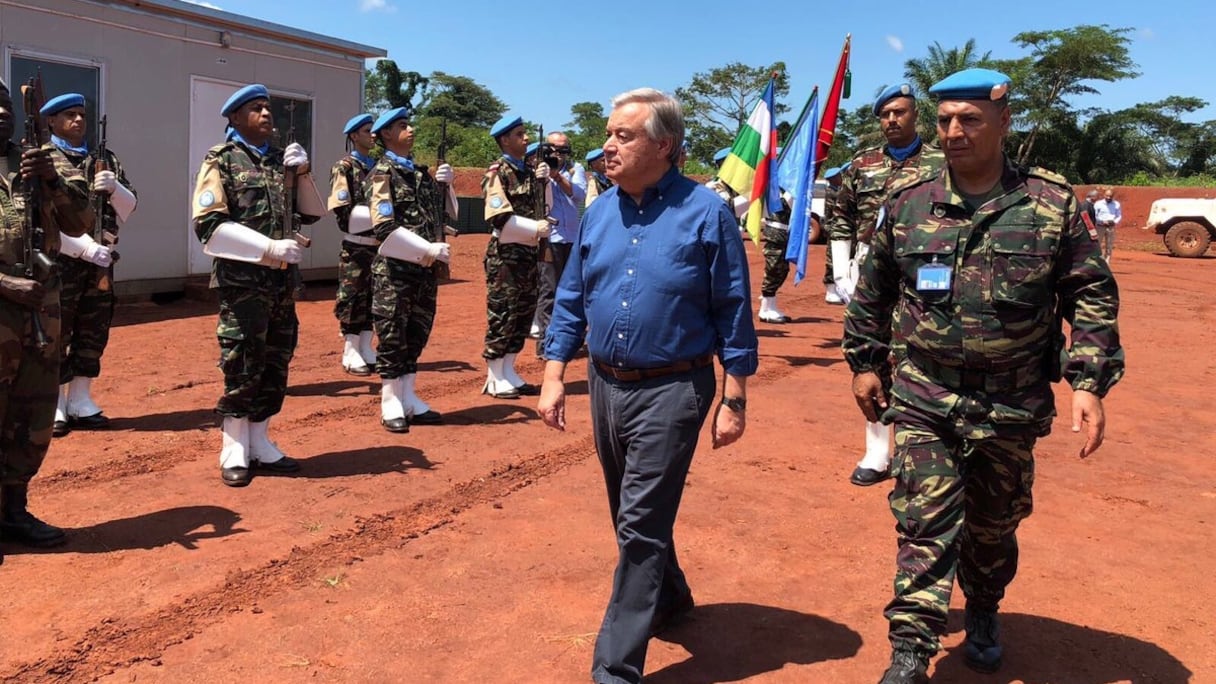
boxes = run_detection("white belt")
[343,234,381,247]
[763,219,790,230]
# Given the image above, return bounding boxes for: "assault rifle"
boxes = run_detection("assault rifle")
[18,73,56,350]
[92,114,120,292]
[278,101,311,269]
[536,125,551,264]
[432,116,452,280]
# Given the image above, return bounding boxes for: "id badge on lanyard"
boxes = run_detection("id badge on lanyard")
[916,258,952,293]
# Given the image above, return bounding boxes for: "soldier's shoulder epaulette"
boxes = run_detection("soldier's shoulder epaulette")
[853,145,887,167]
[485,162,501,176]
[205,141,237,159]
[334,157,355,172]
[370,171,390,183]
[1027,166,1070,189]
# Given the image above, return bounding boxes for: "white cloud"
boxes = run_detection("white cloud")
[886,35,904,52]
[182,0,223,9]
[1140,27,1156,40]
[359,0,397,12]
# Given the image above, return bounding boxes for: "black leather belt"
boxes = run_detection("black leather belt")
[594,353,714,382]
[907,349,1044,393]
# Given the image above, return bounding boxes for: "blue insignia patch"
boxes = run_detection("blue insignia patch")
[198,190,215,208]
[338,190,350,202]
[489,197,503,209]
[377,201,393,217]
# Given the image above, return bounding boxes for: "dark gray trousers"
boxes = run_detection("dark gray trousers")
[535,241,573,357]
[588,362,716,684]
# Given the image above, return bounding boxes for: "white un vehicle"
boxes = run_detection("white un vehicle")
[1144,197,1216,258]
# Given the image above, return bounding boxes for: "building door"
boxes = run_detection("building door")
[188,77,242,276]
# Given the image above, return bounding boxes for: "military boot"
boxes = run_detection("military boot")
[877,647,929,684]
[0,484,67,547]
[963,605,1002,673]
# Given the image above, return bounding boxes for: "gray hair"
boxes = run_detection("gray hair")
[610,87,685,164]
[1086,190,1099,200]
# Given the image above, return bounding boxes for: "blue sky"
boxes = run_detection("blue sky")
[191,0,1214,133]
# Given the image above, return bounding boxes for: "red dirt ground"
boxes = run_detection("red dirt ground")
[1,230,1211,684]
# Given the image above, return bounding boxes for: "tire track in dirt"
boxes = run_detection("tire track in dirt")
[2,436,596,684]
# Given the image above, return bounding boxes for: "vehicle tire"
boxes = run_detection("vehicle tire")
[808,216,824,244]
[1164,221,1212,258]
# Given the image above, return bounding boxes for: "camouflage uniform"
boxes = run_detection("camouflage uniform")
[329,153,377,336]
[585,171,613,207]
[822,181,839,286]
[54,146,133,383]
[841,160,1124,656]
[760,200,791,297]
[828,141,946,247]
[0,141,92,483]
[365,157,445,378]
[192,139,315,421]
[481,155,541,359]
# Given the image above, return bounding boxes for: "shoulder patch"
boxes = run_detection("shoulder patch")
[377,200,394,217]
[489,196,504,209]
[198,190,216,208]
[337,189,350,202]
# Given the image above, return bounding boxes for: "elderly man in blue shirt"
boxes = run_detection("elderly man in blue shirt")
[532,131,587,351]
[538,87,758,684]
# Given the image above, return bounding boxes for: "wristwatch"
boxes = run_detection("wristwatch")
[721,396,747,412]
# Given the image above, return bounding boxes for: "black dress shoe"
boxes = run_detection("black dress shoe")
[513,383,541,397]
[409,410,443,425]
[382,417,410,433]
[70,412,110,430]
[254,456,301,473]
[0,512,67,547]
[850,466,891,487]
[221,467,251,487]
[650,592,695,637]
[52,420,70,438]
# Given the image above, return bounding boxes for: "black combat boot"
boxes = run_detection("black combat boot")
[0,484,67,547]
[877,647,929,684]
[963,605,1002,673]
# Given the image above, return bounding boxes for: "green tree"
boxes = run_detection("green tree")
[677,62,790,167]
[416,71,506,129]
[564,101,608,161]
[364,59,428,112]
[903,39,994,142]
[1003,24,1139,166]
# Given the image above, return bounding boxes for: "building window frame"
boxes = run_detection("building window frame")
[5,46,106,146]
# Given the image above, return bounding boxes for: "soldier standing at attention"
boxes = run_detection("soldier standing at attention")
[191,84,325,487]
[843,69,1124,683]
[758,182,793,324]
[821,163,847,304]
[328,113,378,376]
[829,82,945,488]
[365,106,454,432]
[584,148,613,208]
[40,93,137,437]
[480,114,550,399]
[0,77,93,553]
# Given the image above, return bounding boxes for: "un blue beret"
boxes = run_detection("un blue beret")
[372,106,411,134]
[344,113,374,135]
[221,84,269,117]
[840,161,851,171]
[41,93,86,116]
[585,148,604,163]
[526,142,540,157]
[823,166,842,179]
[929,68,1011,102]
[490,114,524,138]
[873,83,914,116]
[713,147,731,164]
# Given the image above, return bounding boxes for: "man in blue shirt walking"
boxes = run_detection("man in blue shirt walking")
[538,87,758,684]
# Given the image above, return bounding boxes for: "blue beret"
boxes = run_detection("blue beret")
[343,113,374,135]
[873,83,914,116]
[840,161,851,171]
[40,93,86,116]
[585,148,604,163]
[713,147,731,164]
[372,106,411,134]
[490,114,524,138]
[221,84,269,117]
[823,166,842,179]
[526,142,540,157]
[929,68,1011,102]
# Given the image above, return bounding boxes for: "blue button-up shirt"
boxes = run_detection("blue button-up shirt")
[544,165,758,377]
[548,162,587,244]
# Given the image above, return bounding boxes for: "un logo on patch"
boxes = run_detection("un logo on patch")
[489,196,503,209]
[198,190,215,208]
[377,201,393,217]
[338,190,350,202]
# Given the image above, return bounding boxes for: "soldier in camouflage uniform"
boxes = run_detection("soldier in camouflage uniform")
[841,69,1124,684]
[40,93,137,437]
[820,164,846,304]
[191,84,324,487]
[584,148,613,208]
[828,83,947,489]
[0,76,94,553]
[328,113,378,376]
[758,190,793,323]
[365,106,454,432]
[480,114,550,399]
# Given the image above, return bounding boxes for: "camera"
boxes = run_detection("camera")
[540,142,571,170]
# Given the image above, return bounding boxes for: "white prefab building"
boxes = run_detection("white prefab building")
[1,0,386,295]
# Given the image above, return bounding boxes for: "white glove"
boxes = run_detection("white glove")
[265,239,303,264]
[82,242,113,268]
[536,219,552,239]
[534,162,550,181]
[434,163,454,184]
[283,142,309,168]
[427,242,451,264]
[92,170,117,195]
[830,240,855,304]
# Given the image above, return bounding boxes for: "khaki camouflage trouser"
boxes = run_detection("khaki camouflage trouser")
[885,422,1036,654]
[760,225,790,297]
[57,257,115,383]
[334,241,377,336]
[0,287,61,484]
[482,238,538,359]
[372,257,438,378]
[215,283,298,421]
